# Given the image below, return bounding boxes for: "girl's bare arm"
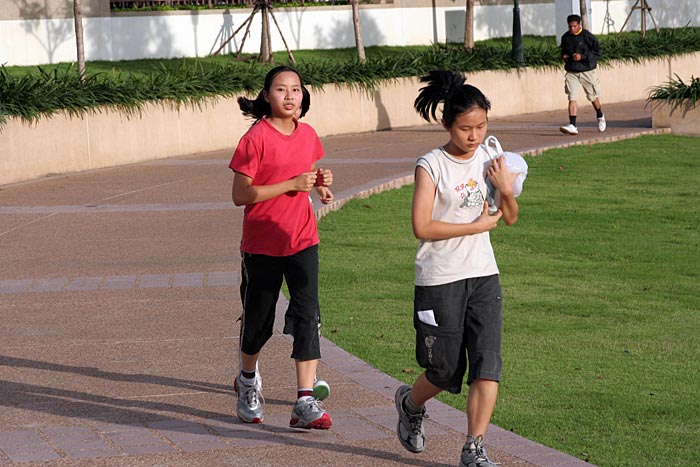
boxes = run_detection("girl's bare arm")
[486,156,519,225]
[232,171,317,206]
[412,167,501,240]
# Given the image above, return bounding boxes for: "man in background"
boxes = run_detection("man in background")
[559,14,606,135]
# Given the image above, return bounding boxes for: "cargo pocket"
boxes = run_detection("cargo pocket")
[414,318,462,383]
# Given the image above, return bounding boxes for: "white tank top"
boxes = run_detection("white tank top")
[414,145,499,286]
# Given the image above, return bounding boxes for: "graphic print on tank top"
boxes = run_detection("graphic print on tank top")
[456,178,485,208]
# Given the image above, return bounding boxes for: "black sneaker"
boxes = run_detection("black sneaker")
[460,435,497,467]
[394,385,426,453]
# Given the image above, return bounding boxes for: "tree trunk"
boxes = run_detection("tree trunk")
[351,0,366,63]
[463,0,475,50]
[579,0,589,30]
[73,0,85,80]
[259,6,273,63]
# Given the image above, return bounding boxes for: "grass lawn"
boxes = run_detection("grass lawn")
[317,134,700,467]
[0,44,450,78]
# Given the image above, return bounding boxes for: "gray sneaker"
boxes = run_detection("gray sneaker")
[234,359,262,393]
[289,396,332,429]
[234,369,262,394]
[394,385,426,453]
[460,435,497,467]
[235,374,264,423]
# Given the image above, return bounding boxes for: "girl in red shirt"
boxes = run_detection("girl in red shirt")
[229,66,333,429]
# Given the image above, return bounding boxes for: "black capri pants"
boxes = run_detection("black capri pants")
[239,244,321,361]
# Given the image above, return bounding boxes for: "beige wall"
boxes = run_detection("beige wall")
[0,0,109,20]
[0,0,546,20]
[1,52,698,186]
[0,0,606,20]
[652,100,700,137]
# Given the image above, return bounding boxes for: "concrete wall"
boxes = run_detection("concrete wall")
[2,0,698,66]
[652,100,700,137]
[1,52,697,186]
[0,0,110,19]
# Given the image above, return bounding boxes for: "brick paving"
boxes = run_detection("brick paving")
[0,271,238,294]
[0,100,661,466]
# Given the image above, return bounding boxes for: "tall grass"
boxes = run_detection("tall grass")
[648,74,700,109]
[2,27,700,126]
[0,62,267,125]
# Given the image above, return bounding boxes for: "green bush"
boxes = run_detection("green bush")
[1,27,700,126]
[648,74,700,109]
[0,62,268,125]
[601,26,700,62]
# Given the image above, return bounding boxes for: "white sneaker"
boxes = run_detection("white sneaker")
[559,123,579,135]
[598,116,606,132]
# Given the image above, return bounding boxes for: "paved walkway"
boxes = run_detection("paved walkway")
[0,100,664,467]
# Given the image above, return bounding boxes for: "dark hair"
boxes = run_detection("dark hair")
[299,86,310,119]
[567,14,581,24]
[238,65,310,120]
[414,70,491,127]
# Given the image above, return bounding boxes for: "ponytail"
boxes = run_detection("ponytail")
[238,91,270,121]
[298,86,310,119]
[414,70,491,127]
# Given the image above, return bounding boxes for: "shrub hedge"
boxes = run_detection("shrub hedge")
[1,27,699,126]
[648,75,700,109]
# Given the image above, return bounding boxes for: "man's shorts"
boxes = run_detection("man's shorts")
[413,274,502,394]
[565,69,601,102]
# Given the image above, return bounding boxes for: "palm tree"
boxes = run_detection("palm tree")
[463,0,475,50]
[72,0,85,80]
[351,0,366,62]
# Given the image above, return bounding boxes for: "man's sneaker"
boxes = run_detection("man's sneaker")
[559,123,579,135]
[459,435,497,467]
[312,379,330,401]
[289,396,332,429]
[235,375,264,423]
[598,115,607,132]
[394,385,426,453]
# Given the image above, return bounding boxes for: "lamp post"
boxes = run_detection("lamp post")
[511,0,525,66]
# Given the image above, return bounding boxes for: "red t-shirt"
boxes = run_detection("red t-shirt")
[229,117,324,256]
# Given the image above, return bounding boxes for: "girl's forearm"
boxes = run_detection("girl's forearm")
[498,194,519,225]
[233,179,294,206]
[413,219,491,240]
